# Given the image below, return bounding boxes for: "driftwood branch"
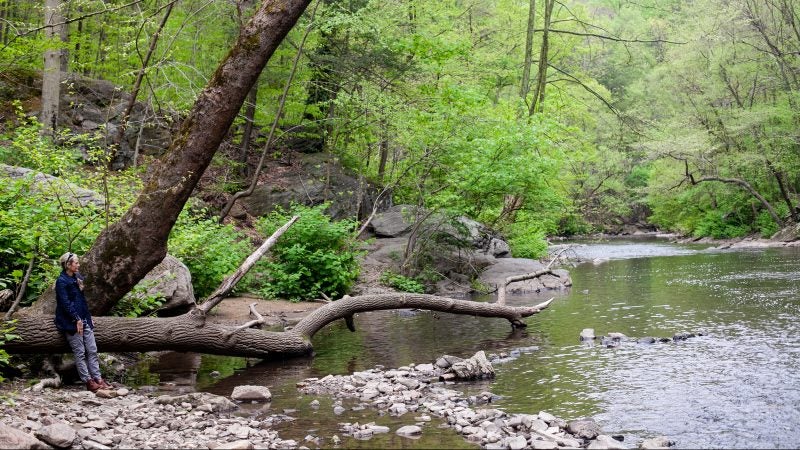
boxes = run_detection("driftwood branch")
[197,216,299,314]
[496,246,571,305]
[231,302,266,332]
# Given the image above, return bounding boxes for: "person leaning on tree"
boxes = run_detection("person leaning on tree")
[54,252,113,392]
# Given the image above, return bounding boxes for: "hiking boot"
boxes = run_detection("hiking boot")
[95,378,113,389]
[86,379,101,392]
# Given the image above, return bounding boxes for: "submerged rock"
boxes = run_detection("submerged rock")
[580,328,596,341]
[640,436,675,449]
[396,425,422,437]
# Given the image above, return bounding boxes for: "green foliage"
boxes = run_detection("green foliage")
[692,211,750,239]
[110,277,171,317]
[0,103,81,175]
[0,112,131,304]
[755,205,787,238]
[250,204,362,302]
[168,208,253,299]
[379,271,425,294]
[508,234,549,259]
[0,320,19,383]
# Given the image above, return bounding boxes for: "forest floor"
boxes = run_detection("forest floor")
[205,295,323,328]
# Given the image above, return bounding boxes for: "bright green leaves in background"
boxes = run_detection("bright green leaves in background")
[249,204,362,302]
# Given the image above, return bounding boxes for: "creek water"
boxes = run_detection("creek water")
[146,239,800,449]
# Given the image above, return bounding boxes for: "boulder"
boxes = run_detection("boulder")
[580,328,597,342]
[435,355,463,369]
[1,164,105,209]
[140,254,196,316]
[505,435,528,449]
[395,425,422,437]
[639,436,674,449]
[567,418,602,440]
[771,222,800,242]
[588,435,627,449]
[231,385,272,402]
[239,152,386,220]
[445,351,495,380]
[369,205,419,237]
[0,423,50,449]
[478,258,571,293]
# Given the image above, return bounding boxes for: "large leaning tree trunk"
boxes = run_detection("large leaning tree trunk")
[81,0,313,316]
[5,295,554,358]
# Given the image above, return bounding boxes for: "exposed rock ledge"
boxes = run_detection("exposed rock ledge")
[361,205,572,296]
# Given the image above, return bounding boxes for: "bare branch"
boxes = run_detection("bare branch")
[230,302,266,333]
[545,28,686,45]
[197,216,299,314]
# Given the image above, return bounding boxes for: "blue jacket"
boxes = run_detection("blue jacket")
[54,270,94,332]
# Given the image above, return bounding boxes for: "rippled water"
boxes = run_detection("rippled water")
[178,239,800,448]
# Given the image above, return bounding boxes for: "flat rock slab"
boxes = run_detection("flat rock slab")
[478,259,571,292]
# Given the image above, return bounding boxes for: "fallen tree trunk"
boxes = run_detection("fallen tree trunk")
[5,296,553,358]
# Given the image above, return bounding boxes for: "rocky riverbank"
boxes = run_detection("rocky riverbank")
[296,351,673,450]
[0,383,299,449]
[0,351,675,450]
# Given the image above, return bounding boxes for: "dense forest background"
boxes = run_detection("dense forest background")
[1,0,799,308]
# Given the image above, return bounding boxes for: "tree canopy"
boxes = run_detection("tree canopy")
[1,0,798,307]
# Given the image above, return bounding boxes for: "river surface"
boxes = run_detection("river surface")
[148,239,800,449]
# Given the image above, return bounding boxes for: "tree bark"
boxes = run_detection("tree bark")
[767,159,798,222]
[520,0,536,99]
[80,0,313,316]
[239,85,259,178]
[6,295,553,358]
[528,0,553,116]
[41,0,65,135]
[377,116,388,182]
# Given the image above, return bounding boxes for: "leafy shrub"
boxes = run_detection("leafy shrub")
[168,208,253,299]
[0,320,19,383]
[692,211,750,239]
[0,171,106,305]
[249,204,362,302]
[0,110,141,305]
[505,215,549,259]
[379,271,425,293]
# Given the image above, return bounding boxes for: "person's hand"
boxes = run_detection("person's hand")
[76,319,84,336]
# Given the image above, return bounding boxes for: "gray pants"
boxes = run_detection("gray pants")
[65,327,101,382]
